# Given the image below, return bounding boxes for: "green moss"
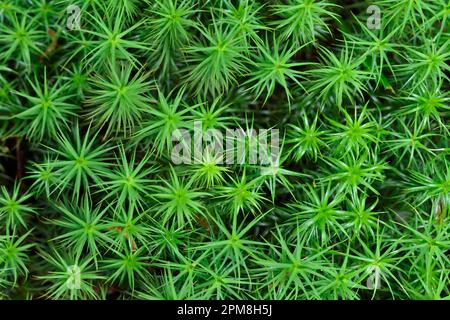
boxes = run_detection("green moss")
[0,0,448,300]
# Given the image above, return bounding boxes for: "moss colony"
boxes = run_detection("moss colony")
[0,0,449,299]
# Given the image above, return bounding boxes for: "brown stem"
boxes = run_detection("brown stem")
[15,137,24,180]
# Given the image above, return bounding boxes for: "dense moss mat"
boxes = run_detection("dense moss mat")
[0,0,449,299]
